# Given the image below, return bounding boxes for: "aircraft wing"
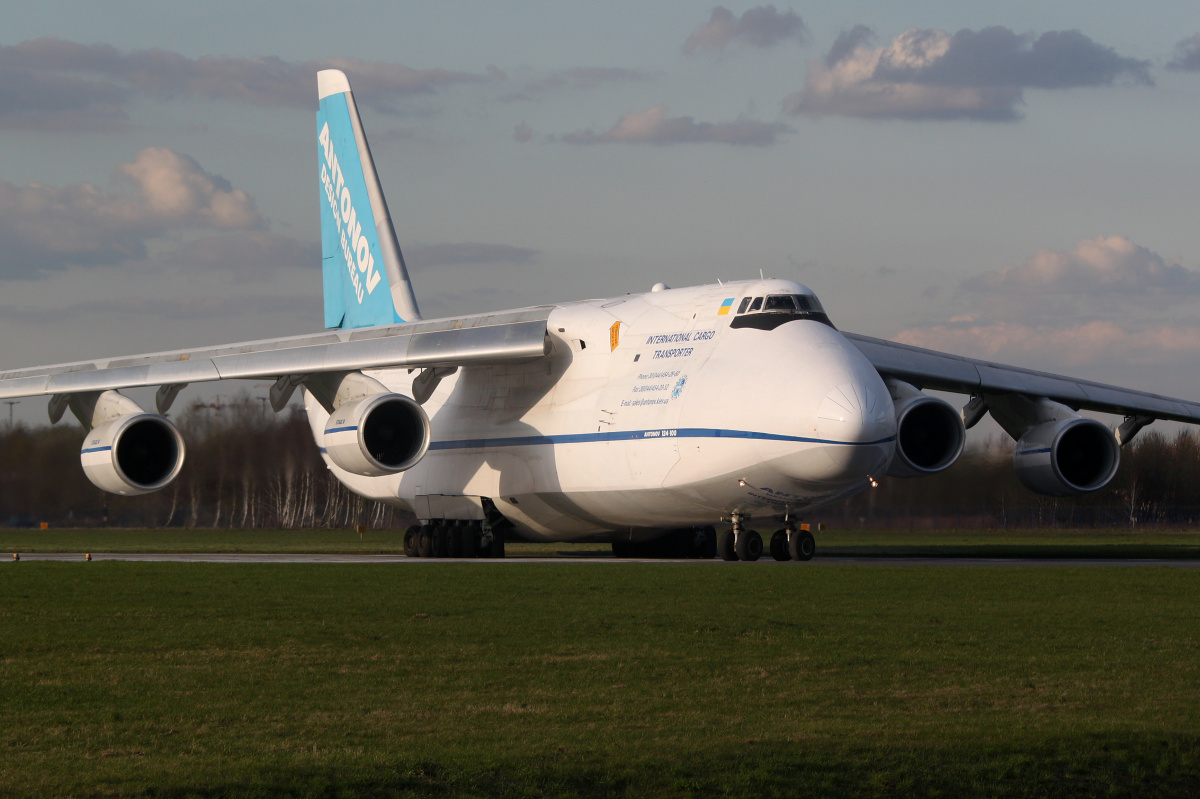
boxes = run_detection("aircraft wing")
[844,332,1200,424]
[0,306,552,402]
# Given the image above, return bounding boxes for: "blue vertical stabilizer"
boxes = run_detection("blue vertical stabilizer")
[317,69,421,328]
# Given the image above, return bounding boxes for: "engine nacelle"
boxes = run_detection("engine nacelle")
[81,413,186,496]
[323,393,431,476]
[1013,417,1119,496]
[885,387,966,478]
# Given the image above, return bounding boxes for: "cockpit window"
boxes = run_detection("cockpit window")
[793,294,824,313]
[763,295,796,312]
[728,290,834,330]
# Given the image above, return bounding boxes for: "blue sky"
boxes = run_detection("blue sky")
[3,1,1200,425]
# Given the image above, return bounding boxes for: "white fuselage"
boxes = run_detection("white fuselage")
[305,279,898,541]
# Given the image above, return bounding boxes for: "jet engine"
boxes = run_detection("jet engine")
[885,380,966,478]
[81,413,186,496]
[1013,417,1119,496]
[323,392,431,476]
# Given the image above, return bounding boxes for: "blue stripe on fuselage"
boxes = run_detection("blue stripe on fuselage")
[428,428,895,451]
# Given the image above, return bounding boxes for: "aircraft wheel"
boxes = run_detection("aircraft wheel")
[417,525,433,558]
[699,526,718,559]
[461,523,478,559]
[717,529,737,561]
[612,540,632,558]
[432,524,449,558]
[446,521,463,558]
[735,529,763,562]
[403,525,421,557]
[770,530,791,561]
[789,530,816,561]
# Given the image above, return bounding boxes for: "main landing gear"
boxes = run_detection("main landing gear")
[719,515,816,562]
[404,520,505,558]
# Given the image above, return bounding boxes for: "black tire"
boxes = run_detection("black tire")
[735,529,763,562]
[489,528,506,558]
[717,529,738,561]
[446,521,463,558]
[417,525,433,558]
[770,530,791,561]
[699,526,718,559]
[789,530,816,561]
[403,525,421,557]
[432,525,449,558]
[612,540,631,558]
[461,523,478,559]
[670,530,692,559]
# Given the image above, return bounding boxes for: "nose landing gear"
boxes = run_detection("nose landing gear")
[789,527,816,561]
[717,514,763,561]
[769,524,817,561]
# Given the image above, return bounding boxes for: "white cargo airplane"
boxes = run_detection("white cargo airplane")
[3,70,1199,561]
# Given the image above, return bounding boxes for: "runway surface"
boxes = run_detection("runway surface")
[8,552,1200,567]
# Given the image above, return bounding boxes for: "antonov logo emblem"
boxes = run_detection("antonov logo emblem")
[318,122,382,305]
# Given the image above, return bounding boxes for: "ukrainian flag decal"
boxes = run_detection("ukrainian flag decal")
[717,298,735,315]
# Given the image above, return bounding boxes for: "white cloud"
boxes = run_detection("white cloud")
[684,6,807,56]
[0,148,262,277]
[965,235,1200,295]
[786,26,1151,121]
[0,38,491,130]
[893,321,1200,367]
[1167,34,1200,71]
[557,104,788,146]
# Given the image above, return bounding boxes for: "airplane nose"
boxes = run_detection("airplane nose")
[812,379,896,483]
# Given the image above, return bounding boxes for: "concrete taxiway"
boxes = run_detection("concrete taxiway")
[7,552,1200,567]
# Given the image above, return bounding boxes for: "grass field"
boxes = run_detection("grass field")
[4,526,1200,559]
[2,562,1199,797]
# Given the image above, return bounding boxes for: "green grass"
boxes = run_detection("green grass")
[816,527,1200,559]
[4,526,1200,559]
[1,563,1199,797]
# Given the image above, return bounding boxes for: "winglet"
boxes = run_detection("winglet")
[316,68,422,328]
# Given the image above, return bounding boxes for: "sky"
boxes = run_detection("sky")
[2,1,1200,431]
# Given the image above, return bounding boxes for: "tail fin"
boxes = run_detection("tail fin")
[317,69,422,328]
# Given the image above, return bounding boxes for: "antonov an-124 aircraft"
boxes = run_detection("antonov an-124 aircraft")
[4,69,1199,561]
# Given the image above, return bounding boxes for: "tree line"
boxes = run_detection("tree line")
[2,394,1199,529]
[0,395,410,529]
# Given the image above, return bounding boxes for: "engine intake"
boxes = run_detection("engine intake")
[1013,417,1119,496]
[81,413,186,496]
[885,385,965,478]
[323,393,431,476]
